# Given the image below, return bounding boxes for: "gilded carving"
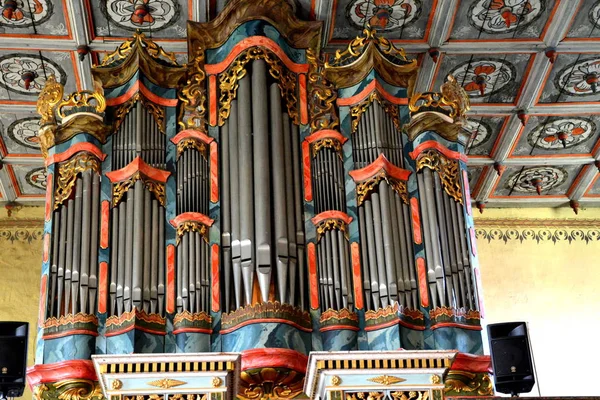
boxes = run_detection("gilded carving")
[222,301,311,331]
[355,171,408,206]
[391,391,429,400]
[37,75,64,126]
[112,173,166,207]
[218,47,298,126]
[146,378,187,389]
[112,93,164,134]
[176,221,210,244]
[99,32,178,68]
[346,392,385,400]
[350,91,401,134]
[444,371,493,396]
[312,138,343,159]
[416,150,462,204]
[316,218,349,242]
[111,380,122,390]
[409,75,470,122]
[211,377,222,388]
[367,375,406,386]
[331,375,341,386]
[178,52,207,130]
[177,138,208,158]
[57,90,106,119]
[306,47,339,132]
[31,379,104,400]
[55,153,101,209]
[239,367,305,400]
[140,96,165,134]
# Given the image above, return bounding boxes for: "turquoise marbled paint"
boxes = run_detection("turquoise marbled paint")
[321,328,358,351]
[43,335,95,363]
[221,323,310,354]
[366,324,400,350]
[175,332,211,353]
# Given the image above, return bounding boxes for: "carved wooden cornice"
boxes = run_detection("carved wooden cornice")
[187,0,322,56]
[349,154,411,206]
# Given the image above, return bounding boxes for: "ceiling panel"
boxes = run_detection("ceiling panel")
[0,112,42,156]
[537,53,600,104]
[492,164,581,197]
[0,0,70,37]
[464,115,508,156]
[565,0,600,39]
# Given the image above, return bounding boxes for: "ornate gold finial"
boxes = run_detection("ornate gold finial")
[98,31,178,68]
[36,75,64,158]
[409,75,470,122]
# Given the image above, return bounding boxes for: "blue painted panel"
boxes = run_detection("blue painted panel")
[366,325,400,351]
[43,335,95,363]
[221,323,310,354]
[321,328,358,351]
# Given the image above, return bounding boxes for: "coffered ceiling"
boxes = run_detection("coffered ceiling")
[0,0,599,211]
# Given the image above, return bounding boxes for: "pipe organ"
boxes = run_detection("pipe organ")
[28,1,491,399]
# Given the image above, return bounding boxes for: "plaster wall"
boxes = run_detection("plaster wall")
[0,207,598,397]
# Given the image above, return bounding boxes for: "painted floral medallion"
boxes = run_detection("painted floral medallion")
[449,58,516,98]
[0,0,53,27]
[0,54,66,95]
[506,166,567,193]
[346,0,422,31]
[26,167,47,190]
[468,0,545,34]
[102,0,180,32]
[7,117,41,150]
[555,57,600,96]
[527,117,595,150]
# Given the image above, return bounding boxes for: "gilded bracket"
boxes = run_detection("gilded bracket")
[315,218,349,242]
[349,91,401,134]
[32,379,104,400]
[218,47,299,126]
[177,138,208,159]
[98,31,178,68]
[409,75,470,122]
[112,172,166,207]
[306,47,339,132]
[178,52,207,130]
[416,149,463,204]
[54,153,101,209]
[176,221,210,245]
[355,171,408,207]
[112,93,165,134]
[312,137,343,159]
[57,90,106,119]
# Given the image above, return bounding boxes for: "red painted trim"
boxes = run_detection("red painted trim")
[100,201,110,249]
[42,329,99,340]
[38,275,47,327]
[349,154,411,182]
[337,79,409,106]
[398,320,426,331]
[351,243,364,310]
[106,81,178,107]
[311,210,353,226]
[45,142,106,167]
[320,324,360,332]
[44,173,53,221]
[241,348,308,373]
[211,244,220,312]
[430,322,482,331]
[166,244,175,314]
[210,141,219,203]
[170,212,215,228]
[410,197,422,245]
[106,81,139,106]
[416,257,429,308]
[209,74,217,126]
[364,318,399,332]
[105,156,171,183]
[409,141,468,163]
[299,73,308,124]
[205,36,309,75]
[302,140,312,201]
[172,327,213,335]
[220,318,312,334]
[305,129,348,145]
[98,261,108,314]
[105,324,166,337]
[450,353,491,373]
[463,170,472,216]
[27,360,97,389]
[171,129,214,145]
[43,233,50,263]
[308,242,318,310]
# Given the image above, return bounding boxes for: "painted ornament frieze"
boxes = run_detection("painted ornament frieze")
[7,116,41,150]
[0,0,53,27]
[468,0,545,34]
[26,166,47,190]
[505,166,567,193]
[0,54,66,95]
[449,58,515,98]
[555,57,600,96]
[346,0,422,31]
[101,0,180,32]
[527,117,595,150]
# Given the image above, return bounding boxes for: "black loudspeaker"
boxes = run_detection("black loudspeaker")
[0,322,28,399]
[487,321,534,396]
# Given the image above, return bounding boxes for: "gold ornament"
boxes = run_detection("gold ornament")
[98,32,178,68]
[177,138,208,159]
[312,138,343,159]
[57,90,106,119]
[331,375,341,386]
[218,47,298,126]
[54,379,103,400]
[211,377,222,387]
[37,75,64,125]
[390,391,429,400]
[54,153,101,209]
[409,75,470,122]
[350,91,401,134]
[306,47,339,132]
[176,221,210,244]
[315,218,349,242]
[367,375,406,386]
[111,379,123,390]
[415,149,462,204]
[430,375,441,384]
[178,52,207,130]
[146,378,187,389]
[112,173,166,207]
[444,371,493,396]
[355,171,408,206]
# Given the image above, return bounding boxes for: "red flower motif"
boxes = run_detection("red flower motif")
[463,64,497,96]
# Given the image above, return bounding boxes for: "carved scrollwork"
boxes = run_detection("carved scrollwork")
[355,171,408,206]
[54,153,101,209]
[57,90,106,119]
[140,96,165,134]
[178,52,207,130]
[306,47,339,132]
[239,367,305,400]
[416,149,462,204]
[219,47,299,126]
[409,75,470,122]
[112,92,140,131]
[37,75,64,126]
[316,218,349,242]
[98,31,178,68]
[325,28,411,68]
[312,138,343,159]
[32,379,103,400]
[177,138,208,159]
[112,173,166,207]
[176,221,210,244]
[444,371,493,396]
[350,91,401,134]
[112,93,164,134]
